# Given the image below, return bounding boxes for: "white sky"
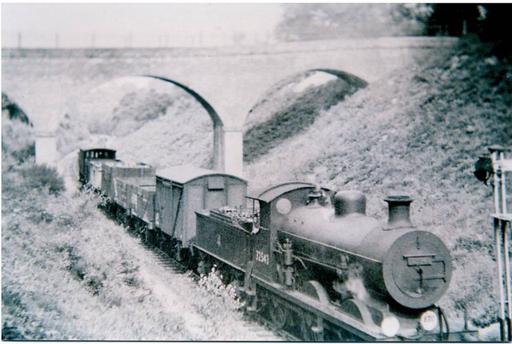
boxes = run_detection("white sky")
[1,3,285,48]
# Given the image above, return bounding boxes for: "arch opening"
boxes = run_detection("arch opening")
[142,75,224,171]
[58,75,225,174]
[243,69,367,164]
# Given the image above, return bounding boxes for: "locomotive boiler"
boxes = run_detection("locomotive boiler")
[275,189,452,311]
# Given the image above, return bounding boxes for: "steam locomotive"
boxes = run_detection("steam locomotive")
[78,147,459,341]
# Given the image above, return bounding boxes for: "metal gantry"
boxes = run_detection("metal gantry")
[488,145,512,342]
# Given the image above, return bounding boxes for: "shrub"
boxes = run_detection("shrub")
[11,144,35,164]
[21,164,65,195]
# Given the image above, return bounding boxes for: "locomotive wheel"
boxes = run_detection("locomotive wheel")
[339,298,373,326]
[301,280,330,305]
[268,298,288,330]
[299,311,324,341]
[300,313,315,341]
[144,228,155,246]
[297,280,327,340]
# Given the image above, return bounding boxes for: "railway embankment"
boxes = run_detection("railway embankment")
[2,107,277,340]
[1,161,279,340]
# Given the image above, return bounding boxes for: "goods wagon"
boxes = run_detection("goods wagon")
[155,164,247,248]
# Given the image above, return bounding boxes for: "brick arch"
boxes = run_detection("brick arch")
[308,69,368,88]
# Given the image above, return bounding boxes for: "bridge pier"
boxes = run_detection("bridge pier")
[222,128,244,177]
[35,131,58,166]
[213,124,224,172]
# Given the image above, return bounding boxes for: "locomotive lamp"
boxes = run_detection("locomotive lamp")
[420,310,438,332]
[381,315,400,337]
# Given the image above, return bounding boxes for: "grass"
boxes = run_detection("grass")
[20,164,65,195]
[1,158,278,340]
[243,74,366,162]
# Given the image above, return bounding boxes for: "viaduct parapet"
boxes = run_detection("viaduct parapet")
[2,37,457,176]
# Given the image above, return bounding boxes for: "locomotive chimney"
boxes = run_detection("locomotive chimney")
[384,195,413,229]
[334,190,366,217]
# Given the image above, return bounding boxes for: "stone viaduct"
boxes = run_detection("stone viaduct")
[1,37,456,176]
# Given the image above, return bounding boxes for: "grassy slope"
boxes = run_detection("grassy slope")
[2,164,279,340]
[246,37,512,326]
[244,74,366,163]
[1,107,276,340]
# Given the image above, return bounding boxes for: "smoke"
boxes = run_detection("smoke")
[343,277,369,302]
[333,262,369,302]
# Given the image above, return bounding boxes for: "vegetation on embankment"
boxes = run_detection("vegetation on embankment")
[246,36,512,327]
[243,73,367,163]
[1,140,276,341]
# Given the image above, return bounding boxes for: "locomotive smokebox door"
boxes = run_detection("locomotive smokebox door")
[383,230,452,309]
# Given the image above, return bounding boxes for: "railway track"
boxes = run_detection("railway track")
[118,222,289,341]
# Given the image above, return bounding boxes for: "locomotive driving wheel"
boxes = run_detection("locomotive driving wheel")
[301,280,330,304]
[268,298,289,330]
[300,312,316,341]
[299,280,327,340]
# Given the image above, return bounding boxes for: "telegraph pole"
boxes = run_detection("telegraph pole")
[17,32,22,48]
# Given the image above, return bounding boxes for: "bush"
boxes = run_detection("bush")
[2,113,35,165]
[11,144,35,164]
[21,164,65,195]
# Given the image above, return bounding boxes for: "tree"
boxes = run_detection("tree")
[275,4,433,41]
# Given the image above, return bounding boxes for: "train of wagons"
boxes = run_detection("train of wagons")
[78,147,467,341]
